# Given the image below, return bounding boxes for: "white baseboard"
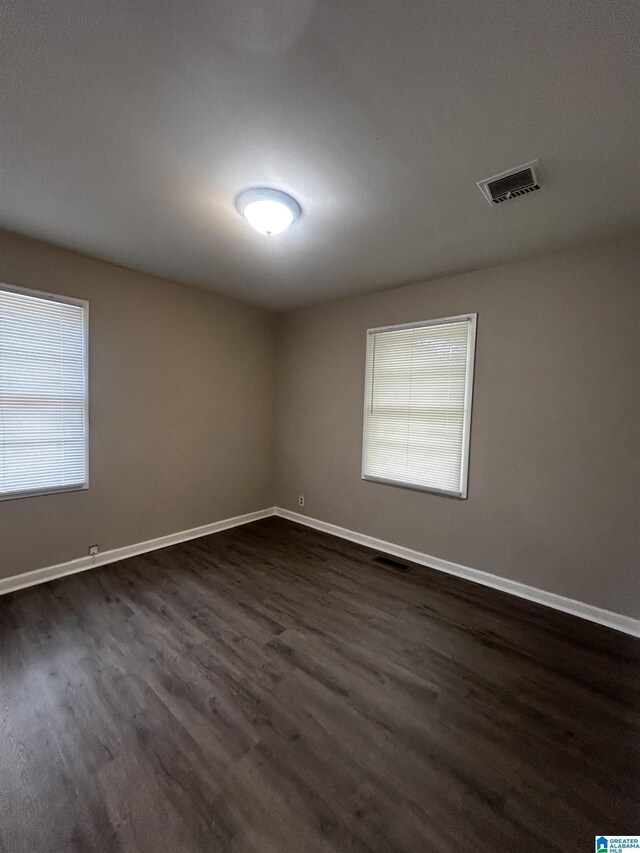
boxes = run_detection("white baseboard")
[274,507,640,638]
[0,507,276,597]
[3,504,638,638]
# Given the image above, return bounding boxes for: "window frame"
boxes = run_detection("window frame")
[361,313,477,499]
[0,281,89,502]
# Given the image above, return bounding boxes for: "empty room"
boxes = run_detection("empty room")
[0,2,638,851]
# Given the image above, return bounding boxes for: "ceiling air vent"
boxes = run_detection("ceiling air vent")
[478,160,540,205]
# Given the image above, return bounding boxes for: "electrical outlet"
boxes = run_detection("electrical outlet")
[298,495,305,508]
[89,545,99,557]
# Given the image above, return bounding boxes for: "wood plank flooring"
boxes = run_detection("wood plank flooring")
[0,516,638,852]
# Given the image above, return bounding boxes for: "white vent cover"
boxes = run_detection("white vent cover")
[477,160,540,205]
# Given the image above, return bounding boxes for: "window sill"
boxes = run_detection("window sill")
[362,474,466,500]
[0,483,88,502]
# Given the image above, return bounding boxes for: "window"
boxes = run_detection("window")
[362,314,476,498]
[0,283,88,500]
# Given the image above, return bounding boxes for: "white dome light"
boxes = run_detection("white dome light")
[236,188,301,236]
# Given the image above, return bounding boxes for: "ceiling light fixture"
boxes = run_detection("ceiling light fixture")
[236,187,301,236]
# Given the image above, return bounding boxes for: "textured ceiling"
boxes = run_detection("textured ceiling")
[1,1,639,310]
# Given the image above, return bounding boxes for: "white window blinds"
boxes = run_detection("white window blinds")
[362,314,476,498]
[0,284,88,500]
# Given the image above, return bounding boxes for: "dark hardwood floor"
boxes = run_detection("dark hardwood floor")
[0,517,638,853]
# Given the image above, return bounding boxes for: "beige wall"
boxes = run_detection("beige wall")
[276,236,640,618]
[0,230,276,579]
